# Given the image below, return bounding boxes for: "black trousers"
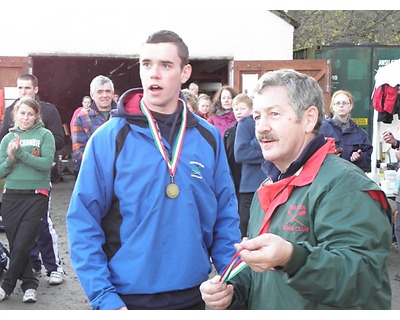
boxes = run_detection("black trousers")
[0,192,48,295]
[238,192,255,238]
[120,286,205,310]
[30,192,62,276]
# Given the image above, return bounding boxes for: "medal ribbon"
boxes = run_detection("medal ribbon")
[140,98,187,176]
[219,248,247,284]
[219,179,274,282]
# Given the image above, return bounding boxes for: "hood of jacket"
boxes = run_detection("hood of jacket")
[9,119,45,133]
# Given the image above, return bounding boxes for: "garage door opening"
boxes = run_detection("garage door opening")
[32,56,230,124]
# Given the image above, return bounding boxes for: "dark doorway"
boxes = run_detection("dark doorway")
[32,56,230,124]
[32,56,140,124]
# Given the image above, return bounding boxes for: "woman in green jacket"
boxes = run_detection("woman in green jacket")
[0,97,55,304]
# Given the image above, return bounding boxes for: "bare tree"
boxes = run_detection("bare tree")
[286,11,400,50]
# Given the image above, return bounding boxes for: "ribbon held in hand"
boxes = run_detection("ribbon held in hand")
[219,248,247,284]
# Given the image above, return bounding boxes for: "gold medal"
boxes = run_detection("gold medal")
[166,183,180,199]
[139,99,187,201]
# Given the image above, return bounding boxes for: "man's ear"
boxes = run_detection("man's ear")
[304,106,319,133]
[181,64,192,84]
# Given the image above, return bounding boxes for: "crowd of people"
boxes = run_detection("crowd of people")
[0,29,398,310]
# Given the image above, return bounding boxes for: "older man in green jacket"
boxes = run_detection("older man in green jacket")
[200,69,392,310]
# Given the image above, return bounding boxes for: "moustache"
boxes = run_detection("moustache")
[256,133,277,143]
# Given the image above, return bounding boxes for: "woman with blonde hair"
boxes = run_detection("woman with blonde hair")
[182,89,199,114]
[197,93,211,120]
[0,97,55,303]
[319,89,372,171]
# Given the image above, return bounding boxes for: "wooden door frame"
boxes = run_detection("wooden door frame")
[0,56,32,88]
[0,56,32,122]
[233,59,332,116]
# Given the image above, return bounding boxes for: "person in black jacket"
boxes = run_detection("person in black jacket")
[0,74,65,285]
[0,81,64,151]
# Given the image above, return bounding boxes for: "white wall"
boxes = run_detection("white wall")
[0,2,293,61]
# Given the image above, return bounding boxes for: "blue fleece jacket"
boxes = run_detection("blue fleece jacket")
[234,115,267,193]
[319,117,372,171]
[66,88,241,310]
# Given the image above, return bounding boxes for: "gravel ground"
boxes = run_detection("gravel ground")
[0,173,90,310]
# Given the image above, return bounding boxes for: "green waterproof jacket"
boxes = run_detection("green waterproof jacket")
[229,138,392,310]
[0,120,55,190]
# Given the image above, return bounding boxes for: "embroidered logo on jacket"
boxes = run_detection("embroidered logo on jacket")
[190,161,204,179]
[282,205,309,233]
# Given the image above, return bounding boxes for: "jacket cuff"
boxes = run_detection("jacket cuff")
[5,157,15,167]
[280,242,309,276]
[13,147,22,158]
[391,140,400,149]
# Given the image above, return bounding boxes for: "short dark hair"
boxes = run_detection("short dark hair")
[145,30,189,68]
[18,74,38,87]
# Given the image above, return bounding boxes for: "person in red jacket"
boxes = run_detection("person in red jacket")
[197,93,211,120]
[69,96,92,137]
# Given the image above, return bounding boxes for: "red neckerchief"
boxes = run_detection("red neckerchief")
[257,138,336,235]
[257,137,391,234]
